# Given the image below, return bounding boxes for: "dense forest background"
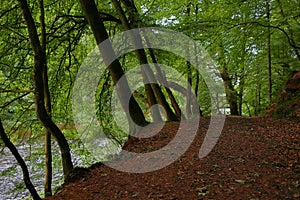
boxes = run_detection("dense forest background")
[0,0,299,199]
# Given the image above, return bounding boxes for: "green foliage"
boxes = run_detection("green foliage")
[1,0,300,198]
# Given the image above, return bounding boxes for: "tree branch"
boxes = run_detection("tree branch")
[0,92,31,109]
[0,89,33,93]
[0,120,41,200]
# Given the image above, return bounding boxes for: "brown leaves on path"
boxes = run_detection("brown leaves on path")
[46,116,300,200]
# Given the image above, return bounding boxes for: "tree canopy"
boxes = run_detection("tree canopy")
[0,0,299,199]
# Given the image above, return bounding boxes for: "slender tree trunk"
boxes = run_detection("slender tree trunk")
[257,81,261,115]
[110,0,178,121]
[111,0,161,122]
[145,84,162,121]
[193,48,202,116]
[44,125,52,197]
[141,26,182,118]
[0,120,42,200]
[238,88,243,116]
[39,0,52,196]
[186,60,192,117]
[186,3,192,117]
[18,0,73,180]
[78,0,148,131]
[192,72,201,116]
[144,43,183,119]
[266,0,272,104]
[237,35,247,116]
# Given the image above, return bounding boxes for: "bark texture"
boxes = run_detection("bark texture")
[78,0,148,131]
[18,0,73,180]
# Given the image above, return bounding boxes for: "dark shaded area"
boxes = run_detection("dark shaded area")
[266,70,300,119]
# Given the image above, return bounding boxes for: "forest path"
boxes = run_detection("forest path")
[46,116,300,200]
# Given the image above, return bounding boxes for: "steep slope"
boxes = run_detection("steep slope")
[267,70,300,119]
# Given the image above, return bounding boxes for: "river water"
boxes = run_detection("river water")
[0,141,95,200]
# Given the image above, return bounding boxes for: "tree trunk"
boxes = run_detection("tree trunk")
[39,0,52,196]
[266,0,272,104]
[217,44,239,115]
[238,89,243,116]
[237,34,247,116]
[193,48,203,116]
[221,70,239,115]
[111,0,178,122]
[186,60,192,117]
[144,42,183,119]
[0,120,42,200]
[78,0,148,131]
[18,0,73,180]
[110,0,161,122]
[257,81,261,115]
[144,84,162,122]
[185,3,192,117]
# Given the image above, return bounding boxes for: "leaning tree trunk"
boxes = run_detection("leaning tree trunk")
[144,42,183,119]
[117,0,162,122]
[18,0,73,180]
[0,120,42,200]
[78,0,148,132]
[111,0,178,122]
[122,0,183,119]
[111,0,161,122]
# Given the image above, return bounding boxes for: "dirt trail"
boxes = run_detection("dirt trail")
[46,116,300,200]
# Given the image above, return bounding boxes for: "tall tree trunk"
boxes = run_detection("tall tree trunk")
[266,0,272,104]
[257,82,261,115]
[237,34,247,116]
[144,41,183,119]
[39,0,52,196]
[0,120,42,200]
[185,3,192,117]
[238,88,243,116]
[78,0,148,132]
[111,0,161,122]
[217,44,239,115]
[18,0,73,180]
[144,84,162,121]
[221,70,239,115]
[186,60,192,117]
[111,0,178,122]
[193,45,203,116]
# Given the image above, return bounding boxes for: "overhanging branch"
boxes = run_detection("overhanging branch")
[0,92,31,109]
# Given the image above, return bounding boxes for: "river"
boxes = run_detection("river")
[0,141,95,200]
